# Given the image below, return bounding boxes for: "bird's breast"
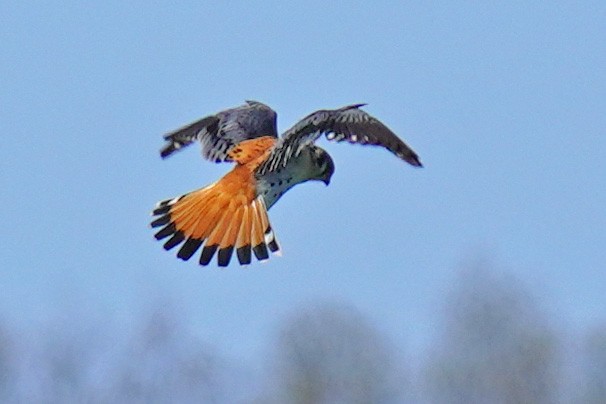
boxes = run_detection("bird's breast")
[256,169,299,210]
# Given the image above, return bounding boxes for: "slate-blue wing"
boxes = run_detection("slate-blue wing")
[257,104,422,175]
[160,100,278,162]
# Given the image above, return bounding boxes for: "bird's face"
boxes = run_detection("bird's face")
[309,146,335,185]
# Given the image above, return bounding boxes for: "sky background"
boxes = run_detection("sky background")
[1,0,605,373]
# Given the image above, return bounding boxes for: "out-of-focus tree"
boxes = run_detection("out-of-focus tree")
[107,305,225,403]
[42,330,92,402]
[0,321,15,401]
[578,326,606,404]
[424,265,560,404]
[0,304,229,403]
[265,302,403,404]
[12,320,101,403]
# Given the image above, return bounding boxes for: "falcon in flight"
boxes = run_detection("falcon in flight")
[152,101,422,266]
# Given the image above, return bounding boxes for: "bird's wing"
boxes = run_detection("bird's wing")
[257,104,422,175]
[160,100,278,162]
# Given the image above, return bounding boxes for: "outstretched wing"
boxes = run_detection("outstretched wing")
[160,100,278,162]
[257,104,422,174]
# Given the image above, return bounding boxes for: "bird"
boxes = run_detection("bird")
[151,100,422,267]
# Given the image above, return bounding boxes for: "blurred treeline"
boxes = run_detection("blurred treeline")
[1,266,605,403]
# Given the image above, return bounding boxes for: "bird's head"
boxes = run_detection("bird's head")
[310,146,335,185]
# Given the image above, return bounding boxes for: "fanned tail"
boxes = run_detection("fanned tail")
[151,181,280,267]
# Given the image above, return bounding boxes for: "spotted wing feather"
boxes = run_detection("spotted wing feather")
[160,100,278,162]
[258,104,421,175]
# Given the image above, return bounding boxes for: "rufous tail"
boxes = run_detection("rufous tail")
[151,183,280,266]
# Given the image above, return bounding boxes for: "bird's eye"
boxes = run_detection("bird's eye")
[311,148,328,170]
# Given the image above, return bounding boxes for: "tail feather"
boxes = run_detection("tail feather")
[250,200,269,261]
[217,207,244,266]
[199,244,218,266]
[253,243,269,261]
[174,195,211,260]
[177,238,203,260]
[152,204,171,217]
[236,244,252,265]
[154,223,177,240]
[221,207,244,250]
[217,246,235,267]
[170,189,221,240]
[266,227,280,253]
[200,206,234,265]
[163,232,185,250]
[256,198,280,253]
[174,190,215,260]
[151,179,280,266]
[151,214,171,228]
[250,202,264,249]
[235,205,252,264]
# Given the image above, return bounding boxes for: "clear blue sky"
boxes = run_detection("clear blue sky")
[1,1,605,364]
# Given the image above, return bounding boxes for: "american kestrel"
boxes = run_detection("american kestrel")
[152,101,422,266]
